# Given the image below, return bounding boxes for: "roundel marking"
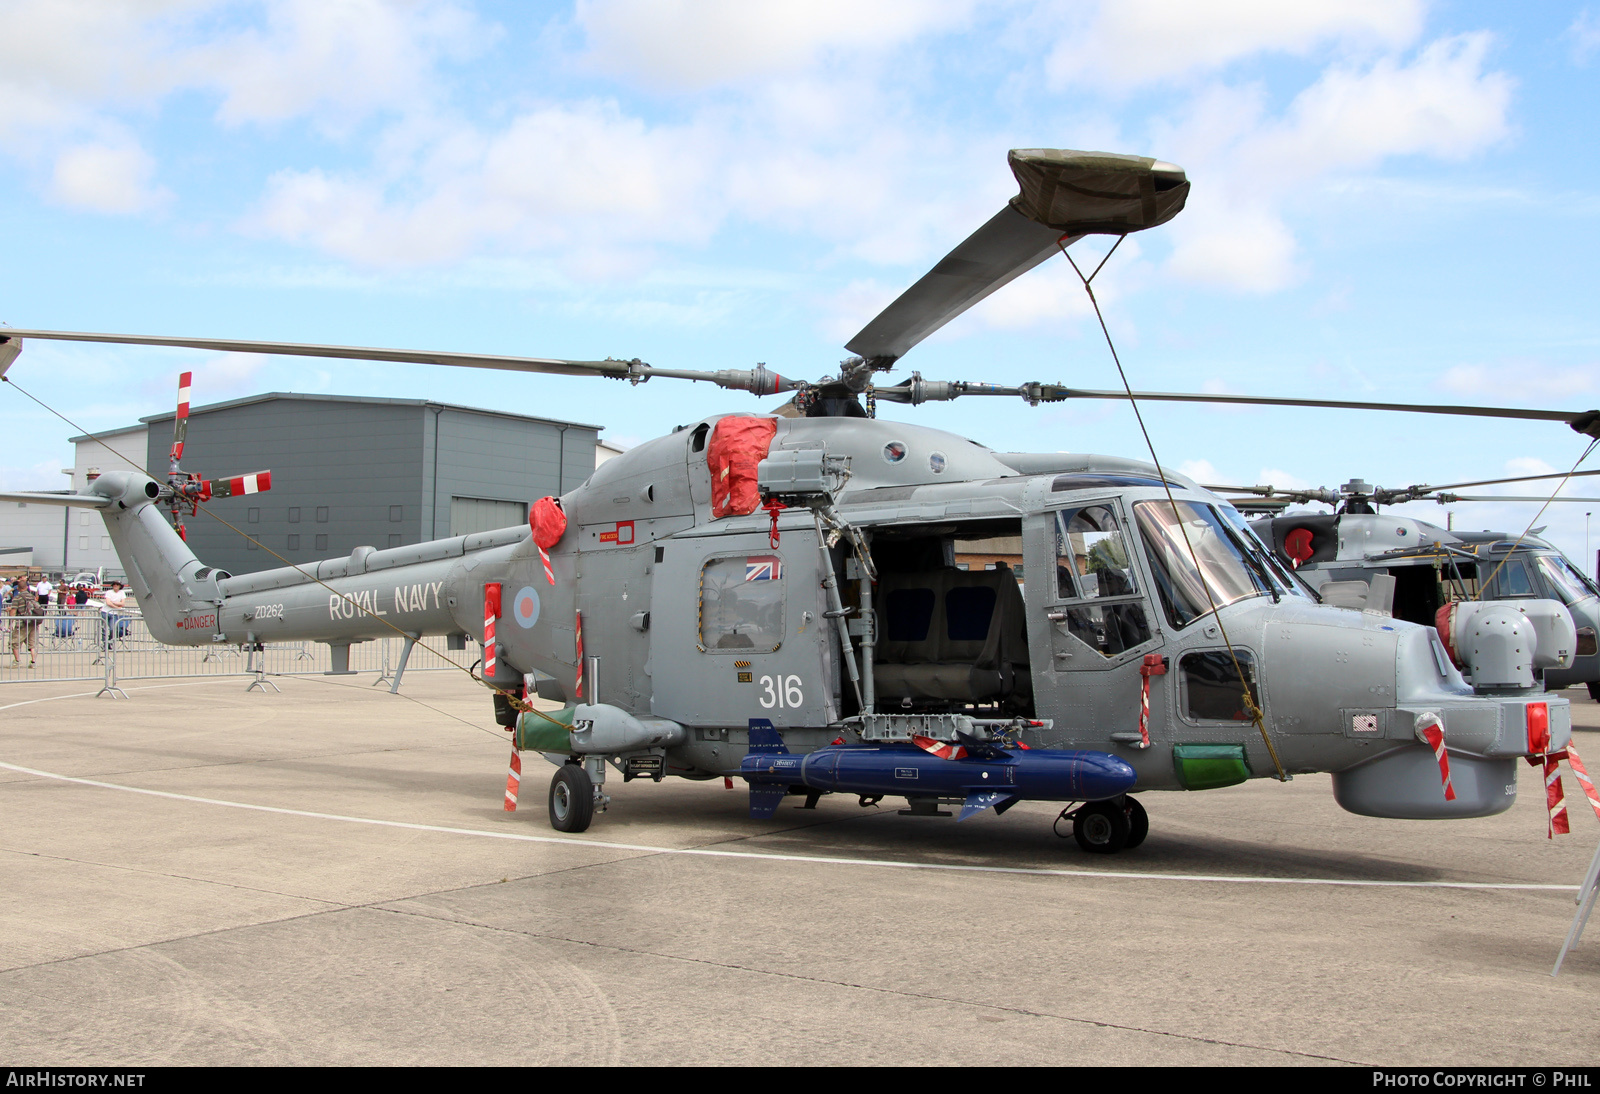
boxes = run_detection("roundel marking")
[512,586,541,628]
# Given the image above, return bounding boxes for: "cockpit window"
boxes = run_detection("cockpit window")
[1055,505,1137,600]
[1535,554,1598,605]
[1052,504,1151,655]
[1133,500,1274,628]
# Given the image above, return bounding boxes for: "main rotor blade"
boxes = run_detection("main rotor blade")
[1043,388,1600,438]
[0,327,635,377]
[0,491,110,508]
[1433,494,1600,504]
[845,149,1189,365]
[1410,468,1600,494]
[845,209,1077,364]
[0,329,798,396]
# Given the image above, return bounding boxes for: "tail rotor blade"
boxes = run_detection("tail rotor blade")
[206,470,272,499]
[170,371,192,465]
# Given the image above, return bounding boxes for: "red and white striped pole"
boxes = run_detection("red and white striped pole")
[503,748,521,812]
[483,582,502,679]
[539,545,555,585]
[1136,654,1166,749]
[574,610,584,699]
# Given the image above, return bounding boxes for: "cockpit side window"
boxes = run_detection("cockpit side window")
[1051,503,1152,655]
[1055,504,1138,600]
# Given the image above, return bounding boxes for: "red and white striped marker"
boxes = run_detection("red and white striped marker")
[912,734,967,760]
[574,610,584,699]
[483,582,502,678]
[539,545,554,585]
[1416,713,1456,802]
[1545,755,1571,837]
[1565,744,1600,823]
[504,748,521,811]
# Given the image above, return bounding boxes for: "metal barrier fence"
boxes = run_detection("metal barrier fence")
[0,606,478,692]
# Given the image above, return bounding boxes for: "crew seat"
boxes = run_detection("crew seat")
[873,564,1031,705]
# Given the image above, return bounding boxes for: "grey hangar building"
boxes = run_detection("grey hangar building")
[69,393,606,579]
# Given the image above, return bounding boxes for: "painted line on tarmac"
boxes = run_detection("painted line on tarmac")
[0,681,218,711]
[0,757,1578,893]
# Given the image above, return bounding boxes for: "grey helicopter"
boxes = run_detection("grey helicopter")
[2,148,1596,854]
[1212,476,1600,699]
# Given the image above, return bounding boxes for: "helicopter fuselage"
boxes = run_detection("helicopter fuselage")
[85,412,1574,830]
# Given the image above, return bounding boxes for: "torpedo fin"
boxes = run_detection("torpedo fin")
[957,790,1019,822]
[747,717,788,754]
[748,782,790,820]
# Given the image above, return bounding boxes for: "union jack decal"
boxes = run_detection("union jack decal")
[746,557,782,581]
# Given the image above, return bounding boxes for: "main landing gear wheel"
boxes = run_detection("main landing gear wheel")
[1123,796,1148,850]
[549,764,594,833]
[1073,799,1131,854]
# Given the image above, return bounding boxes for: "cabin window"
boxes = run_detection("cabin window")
[287,534,300,551]
[699,554,785,652]
[1489,558,1536,598]
[1181,649,1259,722]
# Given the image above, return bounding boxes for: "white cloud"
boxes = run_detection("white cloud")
[49,140,166,213]
[1437,362,1597,400]
[192,0,492,129]
[575,0,975,90]
[0,0,492,211]
[1568,10,1600,65]
[192,352,270,398]
[1045,0,1425,89]
[248,101,720,267]
[1158,34,1512,292]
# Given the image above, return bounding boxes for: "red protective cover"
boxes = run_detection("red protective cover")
[530,496,567,548]
[708,416,778,518]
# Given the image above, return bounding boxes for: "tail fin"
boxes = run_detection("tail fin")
[88,471,228,644]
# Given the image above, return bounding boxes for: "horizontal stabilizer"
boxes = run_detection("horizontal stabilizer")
[0,491,111,508]
[747,718,788,755]
[957,790,1019,822]
[748,783,790,820]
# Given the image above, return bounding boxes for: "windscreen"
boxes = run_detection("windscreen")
[1535,554,1599,605]
[1133,500,1274,627]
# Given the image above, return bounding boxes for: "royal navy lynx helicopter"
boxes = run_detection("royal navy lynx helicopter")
[2,149,1596,853]
[1211,475,1600,699]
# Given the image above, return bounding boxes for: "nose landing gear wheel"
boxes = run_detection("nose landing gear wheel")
[549,763,595,833]
[1072,799,1131,854]
[1124,796,1148,849]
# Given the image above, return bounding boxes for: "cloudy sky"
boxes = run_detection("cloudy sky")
[3,0,1599,566]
